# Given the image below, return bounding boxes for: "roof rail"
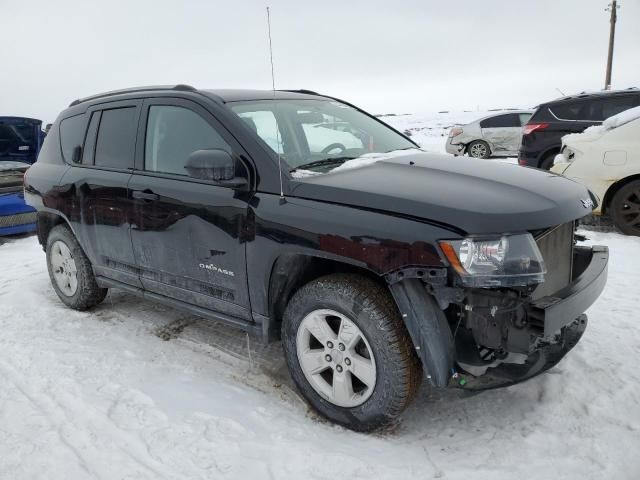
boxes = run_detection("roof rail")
[68,84,197,107]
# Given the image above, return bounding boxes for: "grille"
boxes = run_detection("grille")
[0,211,37,227]
[532,222,574,300]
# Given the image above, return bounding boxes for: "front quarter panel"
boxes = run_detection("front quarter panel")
[246,194,457,317]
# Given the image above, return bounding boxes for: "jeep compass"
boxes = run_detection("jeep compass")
[25,85,608,431]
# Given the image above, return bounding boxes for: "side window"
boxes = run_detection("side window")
[59,114,86,163]
[94,107,138,169]
[82,112,100,164]
[480,114,520,128]
[595,96,639,121]
[145,105,231,176]
[549,101,588,121]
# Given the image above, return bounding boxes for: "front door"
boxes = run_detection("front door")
[128,98,252,320]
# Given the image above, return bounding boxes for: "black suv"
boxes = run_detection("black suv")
[519,89,640,169]
[25,86,608,431]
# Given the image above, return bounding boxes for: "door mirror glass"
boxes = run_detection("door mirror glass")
[185,149,240,183]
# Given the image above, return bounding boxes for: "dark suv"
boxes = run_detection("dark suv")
[519,89,640,169]
[25,85,608,431]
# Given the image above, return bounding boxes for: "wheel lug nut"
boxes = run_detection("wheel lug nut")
[325,354,332,362]
[338,343,345,351]
[327,341,334,349]
[336,365,343,373]
[345,358,351,366]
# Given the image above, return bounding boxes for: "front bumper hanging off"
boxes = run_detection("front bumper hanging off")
[453,245,608,390]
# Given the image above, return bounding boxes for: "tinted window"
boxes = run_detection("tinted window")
[480,113,520,128]
[144,106,231,176]
[94,107,137,169]
[549,101,588,120]
[589,95,639,121]
[82,112,101,164]
[59,114,86,162]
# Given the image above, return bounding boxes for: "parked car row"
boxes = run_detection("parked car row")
[446,88,639,167]
[445,88,640,237]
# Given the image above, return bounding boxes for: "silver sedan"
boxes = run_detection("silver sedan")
[445,110,533,158]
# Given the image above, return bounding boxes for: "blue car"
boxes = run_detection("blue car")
[0,116,44,235]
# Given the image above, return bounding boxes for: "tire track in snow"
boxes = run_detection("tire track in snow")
[0,358,182,480]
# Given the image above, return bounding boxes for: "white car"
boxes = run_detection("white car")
[552,106,640,235]
[445,110,533,158]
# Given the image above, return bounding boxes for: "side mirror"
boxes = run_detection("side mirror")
[184,149,246,187]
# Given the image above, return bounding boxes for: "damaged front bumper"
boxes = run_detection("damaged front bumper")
[452,245,608,390]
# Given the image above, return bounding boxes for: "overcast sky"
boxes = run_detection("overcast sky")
[2,0,639,123]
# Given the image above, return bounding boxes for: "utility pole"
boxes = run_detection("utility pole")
[604,0,619,90]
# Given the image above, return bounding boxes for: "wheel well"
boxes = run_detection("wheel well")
[36,212,66,250]
[268,254,384,335]
[539,147,560,168]
[602,174,640,215]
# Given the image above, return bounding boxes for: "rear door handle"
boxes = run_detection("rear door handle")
[132,190,159,201]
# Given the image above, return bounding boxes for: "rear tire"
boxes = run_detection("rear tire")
[46,224,108,310]
[467,140,490,159]
[539,150,558,170]
[610,180,640,236]
[281,274,421,432]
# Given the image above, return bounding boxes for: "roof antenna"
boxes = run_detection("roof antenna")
[266,6,285,201]
[555,87,566,97]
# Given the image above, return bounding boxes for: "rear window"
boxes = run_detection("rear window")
[94,107,137,169]
[59,114,86,162]
[480,113,521,128]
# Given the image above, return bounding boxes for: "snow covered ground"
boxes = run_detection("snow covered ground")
[1,111,639,479]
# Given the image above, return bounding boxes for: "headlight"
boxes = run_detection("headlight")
[439,233,546,287]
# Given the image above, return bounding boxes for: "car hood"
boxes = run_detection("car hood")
[289,152,595,234]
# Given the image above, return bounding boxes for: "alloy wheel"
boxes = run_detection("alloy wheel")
[50,240,78,296]
[296,309,377,408]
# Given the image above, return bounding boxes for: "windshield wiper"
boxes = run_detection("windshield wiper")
[290,156,356,173]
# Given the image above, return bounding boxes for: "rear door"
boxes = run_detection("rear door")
[480,113,522,154]
[128,97,252,320]
[61,101,142,287]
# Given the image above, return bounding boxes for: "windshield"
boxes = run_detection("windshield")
[229,99,416,173]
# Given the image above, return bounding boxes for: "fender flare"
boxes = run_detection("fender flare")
[389,278,455,387]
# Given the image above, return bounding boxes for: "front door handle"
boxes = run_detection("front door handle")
[132,190,159,201]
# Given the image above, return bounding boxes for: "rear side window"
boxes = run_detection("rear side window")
[590,95,639,121]
[144,105,231,176]
[94,107,138,169]
[59,114,86,162]
[480,113,520,128]
[549,101,587,121]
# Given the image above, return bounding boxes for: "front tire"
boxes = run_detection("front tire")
[610,180,640,236]
[467,140,490,159]
[46,224,108,310]
[282,274,421,432]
